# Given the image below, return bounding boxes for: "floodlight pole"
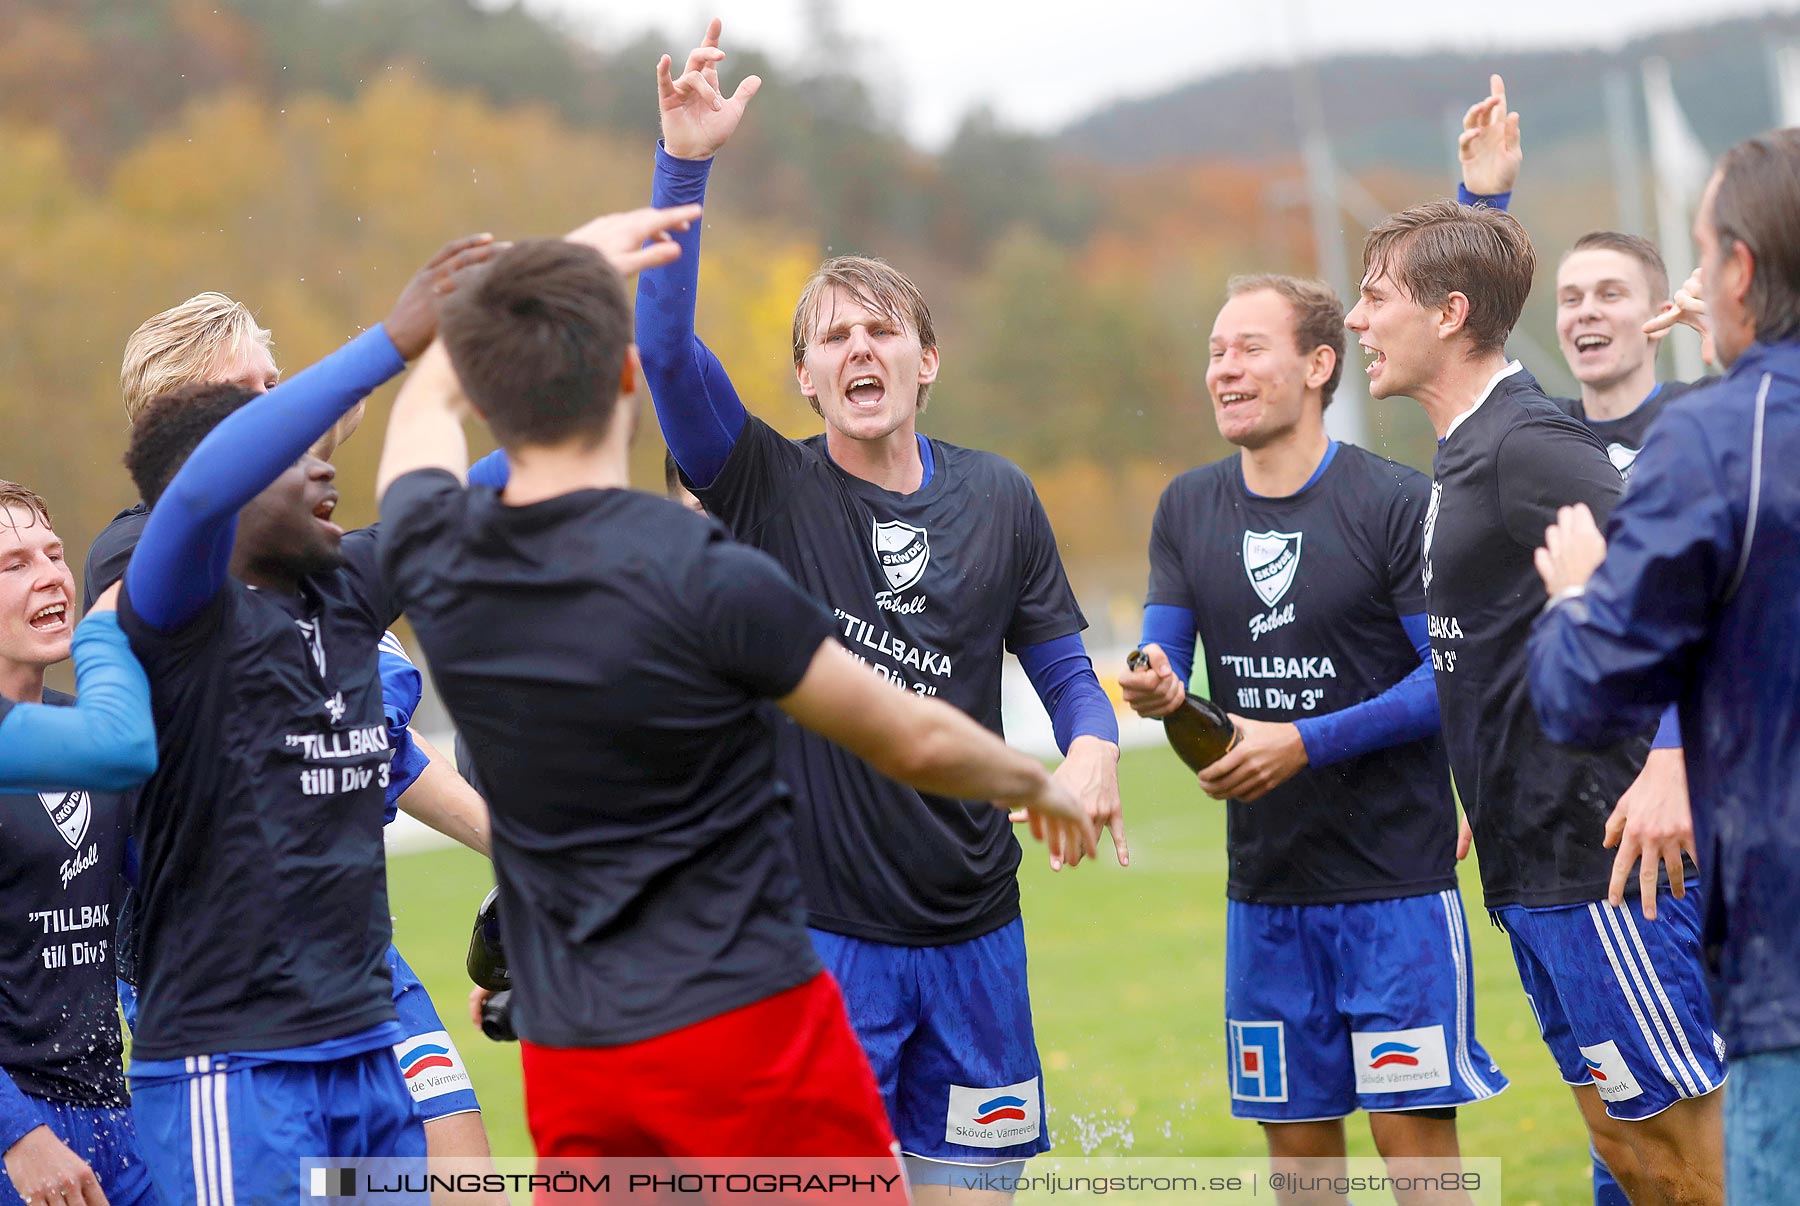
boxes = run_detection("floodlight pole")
[1285,8,1371,448]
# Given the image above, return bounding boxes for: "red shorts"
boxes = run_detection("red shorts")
[521,972,899,1159]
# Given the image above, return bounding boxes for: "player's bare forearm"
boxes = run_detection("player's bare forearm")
[376,341,471,499]
[396,731,491,858]
[779,644,1042,799]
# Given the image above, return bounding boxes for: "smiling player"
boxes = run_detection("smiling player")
[0,483,156,1206]
[1122,275,1505,1199]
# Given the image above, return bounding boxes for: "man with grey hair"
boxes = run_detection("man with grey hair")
[1530,127,1800,1205]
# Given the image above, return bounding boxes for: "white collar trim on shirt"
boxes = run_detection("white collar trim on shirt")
[1442,360,1524,443]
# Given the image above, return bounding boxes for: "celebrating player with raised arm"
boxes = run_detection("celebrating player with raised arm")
[0,484,156,1206]
[1345,201,1725,1206]
[1458,68,1719,952]
[88,268,504,1171]
[376,210,1093,1163]
[1121,275,1506,1197]
[111,235,497,1203]
[1455,76,1703,1206]
[628,23,1118,1190]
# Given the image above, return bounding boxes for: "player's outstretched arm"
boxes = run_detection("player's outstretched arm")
[129,235,498,633]
[1458,73,1521,204]
[778,642,1098,869]
[0,586,156,792]
[395,732,492,858]
[376,206,699,497]
[637,20,763,490]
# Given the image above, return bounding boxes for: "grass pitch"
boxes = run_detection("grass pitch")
[388,747,1591,1204]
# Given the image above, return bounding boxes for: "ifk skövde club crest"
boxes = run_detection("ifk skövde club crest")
[38,790,91,849]
[872,519,930,593]
[1242,529,1303,608]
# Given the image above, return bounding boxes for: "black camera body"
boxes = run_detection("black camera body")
[466,887,517,1042]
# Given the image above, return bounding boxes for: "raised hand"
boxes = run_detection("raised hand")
[565,204,704,276]
[1459,74,1522,197]
[1644,267,1715,364]
[385,234,503,360]
[658,19,762,162]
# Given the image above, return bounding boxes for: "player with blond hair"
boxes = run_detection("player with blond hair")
[87,250,504,1176]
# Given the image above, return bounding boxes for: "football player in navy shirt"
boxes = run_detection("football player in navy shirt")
[113,234,498,1204]
[376,213,1093,1162]
[86,271,503,1172]
[1347,200,1725,1206]
[1121,274,1506,1183]
[1455,77,1703,1206]
[625,26,1118,1190]
[0,482,156,1206]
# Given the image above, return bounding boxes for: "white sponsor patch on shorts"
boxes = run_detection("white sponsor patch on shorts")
[1577,1040,1644,1104]
[945,1078,1041,1149]
[394,1030,474,1103]
[1352,1025,1452,1093]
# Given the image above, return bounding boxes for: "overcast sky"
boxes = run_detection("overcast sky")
[520,0,1800,146]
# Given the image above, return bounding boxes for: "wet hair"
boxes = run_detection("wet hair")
[0,481,53,529]
[1361,200,1536,353]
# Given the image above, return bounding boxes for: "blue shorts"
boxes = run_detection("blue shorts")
[1495,889,1726,1121]
[130,1048,426,1204]
[811,919,1048,1163]
[387,945,481,1123]
[1225,889,1509,1122]
[0,1097,156,1206]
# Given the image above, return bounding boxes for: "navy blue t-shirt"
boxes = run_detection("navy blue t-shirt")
[1146,446,1456,904]
[118,528,400,1059]
[381,469,837,1048]
[1426,364,1652,908]
[0,693,130,1107]
[691,415,1087,945]
[1552,380,1700,481]
[82,503,147,614]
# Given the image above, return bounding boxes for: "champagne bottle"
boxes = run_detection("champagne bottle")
[465,886,510,992]
[1126,648,1242,773]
